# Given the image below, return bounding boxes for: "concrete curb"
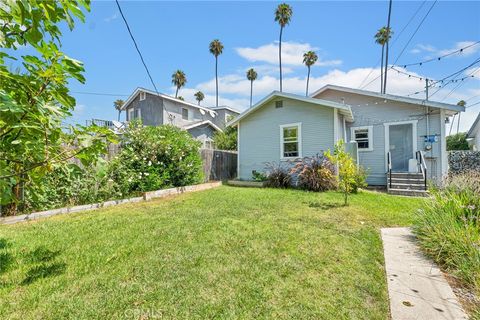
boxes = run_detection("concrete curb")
[1,181,222,225]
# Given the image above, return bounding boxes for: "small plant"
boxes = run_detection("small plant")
[290,154,337,192]
[252,170,267,182]
[264,162,291,188]
[325,140,367,205]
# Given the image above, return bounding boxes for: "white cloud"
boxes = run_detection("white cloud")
[104,13,118,23]
[235,41,342,67]
[410,41,480,58]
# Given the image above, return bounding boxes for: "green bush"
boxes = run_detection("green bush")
[290,154,337,192]
[447,132,469,151]
[413,172,480,306]
[24,159,114,212]
[107,122,203,196]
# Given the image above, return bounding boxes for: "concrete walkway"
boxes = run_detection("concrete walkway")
[381,227,468,320]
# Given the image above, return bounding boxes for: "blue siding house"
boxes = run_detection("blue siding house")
[229,85,464,192]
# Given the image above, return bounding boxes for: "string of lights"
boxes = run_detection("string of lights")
[394,41,480,68]
[71,91,129,97]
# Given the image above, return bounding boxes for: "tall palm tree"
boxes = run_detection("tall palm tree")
[303,51,318,96]
[246,68,257,107]
[384,0,393,93]
[209,39,224,107]
[171,70,187,98]
[374,27,388,93]
[113,99,124,121]
[275,3,292,92]
[194,91,205,105]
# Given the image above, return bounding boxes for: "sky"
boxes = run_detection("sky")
[21,1,480,133]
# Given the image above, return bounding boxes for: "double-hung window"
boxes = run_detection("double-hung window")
[128,108,141,121]
[351,126,373,151]
[181,108,189,120]
[280,123,302,159]
[139,91,146,101]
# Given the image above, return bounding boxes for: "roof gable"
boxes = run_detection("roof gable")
[311,85,465,113]
[468,113,480,138]
[228,91,354,126]
[121,87,217,116]
[182,120,223,132]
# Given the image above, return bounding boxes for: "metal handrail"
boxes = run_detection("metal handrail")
[416,150,427,190]
[387,151,392,189]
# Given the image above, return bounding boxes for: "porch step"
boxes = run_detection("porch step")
[389,183,426,190]
[387,188,429,197]
[387,178,425,185]
[389,172,424,179]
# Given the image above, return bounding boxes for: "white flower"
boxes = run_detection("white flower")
[145,172,150,176]
[148,161,152,166]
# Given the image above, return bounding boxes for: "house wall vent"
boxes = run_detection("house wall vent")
[275,100,283,108]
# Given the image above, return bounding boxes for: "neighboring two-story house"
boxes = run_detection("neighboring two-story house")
[121,88,240,148]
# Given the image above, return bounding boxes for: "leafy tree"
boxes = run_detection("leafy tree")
[0,0,115,215]
[171,70,187,98]
[214,116,237,150]
[194,91,205,105]
[447,132,469,151]
[274,3,293,92]
[303,51,318,96]
[113,99,125,121]
[246,68,257,107]
[209,39,224,107]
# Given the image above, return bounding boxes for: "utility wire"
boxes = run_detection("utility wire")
[72,91,129,97]
[115,0,174,122]
[361,0,437,90]
[358,0,427,89]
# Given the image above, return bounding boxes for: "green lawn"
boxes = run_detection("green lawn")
[0,186,424,319]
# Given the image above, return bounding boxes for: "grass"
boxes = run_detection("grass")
[0,186,424,319]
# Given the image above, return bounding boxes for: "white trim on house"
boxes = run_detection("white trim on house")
[468,113,480,138]
[121,87,217,115]
[182,120,223,132]
[440,109,448,176]
[383,120,418,172]
[310,84,465,114]
[333,108,339,144]
[139,91,146,101]
[350,126,374,152]
[279,122,302,160]
[228,91,354,126]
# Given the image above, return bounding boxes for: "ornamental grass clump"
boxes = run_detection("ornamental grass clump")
[290,154,337,192]
[413,172,480,303]
[264,162,291,188]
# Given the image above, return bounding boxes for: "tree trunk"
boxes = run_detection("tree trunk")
[457,113,461,134]
[250,80,253,107]
[279,26,283,92]
[117,110,121,122]
[175,86,179,98]
[384,41,390,94]
[306,66,311,96]
[215,56,219,107]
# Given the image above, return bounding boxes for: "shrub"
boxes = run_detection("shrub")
[264,162,291,188]
[413,172,480,304]
[252,170,267,182]
[107,122,203,196]
[446,132,469,151]
[325,140,368,205]
[290,154,337,191]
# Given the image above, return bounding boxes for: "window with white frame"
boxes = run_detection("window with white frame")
[128,108,141,121]
[181,108,189,120]
[351,126,373,151]
[128,108,134,121]
[280,123,301,158]
[139,91,146,101]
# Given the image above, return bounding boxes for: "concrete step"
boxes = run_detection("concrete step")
[387,178,425,185]
[389,172,424,179]
[387,188,429,197]
[389,183,426,191]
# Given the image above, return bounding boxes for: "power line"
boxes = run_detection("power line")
[358,0,427,89]
[115,0,174,122]
[441,65,480,101]
[393,0,437,65]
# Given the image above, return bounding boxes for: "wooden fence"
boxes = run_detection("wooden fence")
[200,149,237,182]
